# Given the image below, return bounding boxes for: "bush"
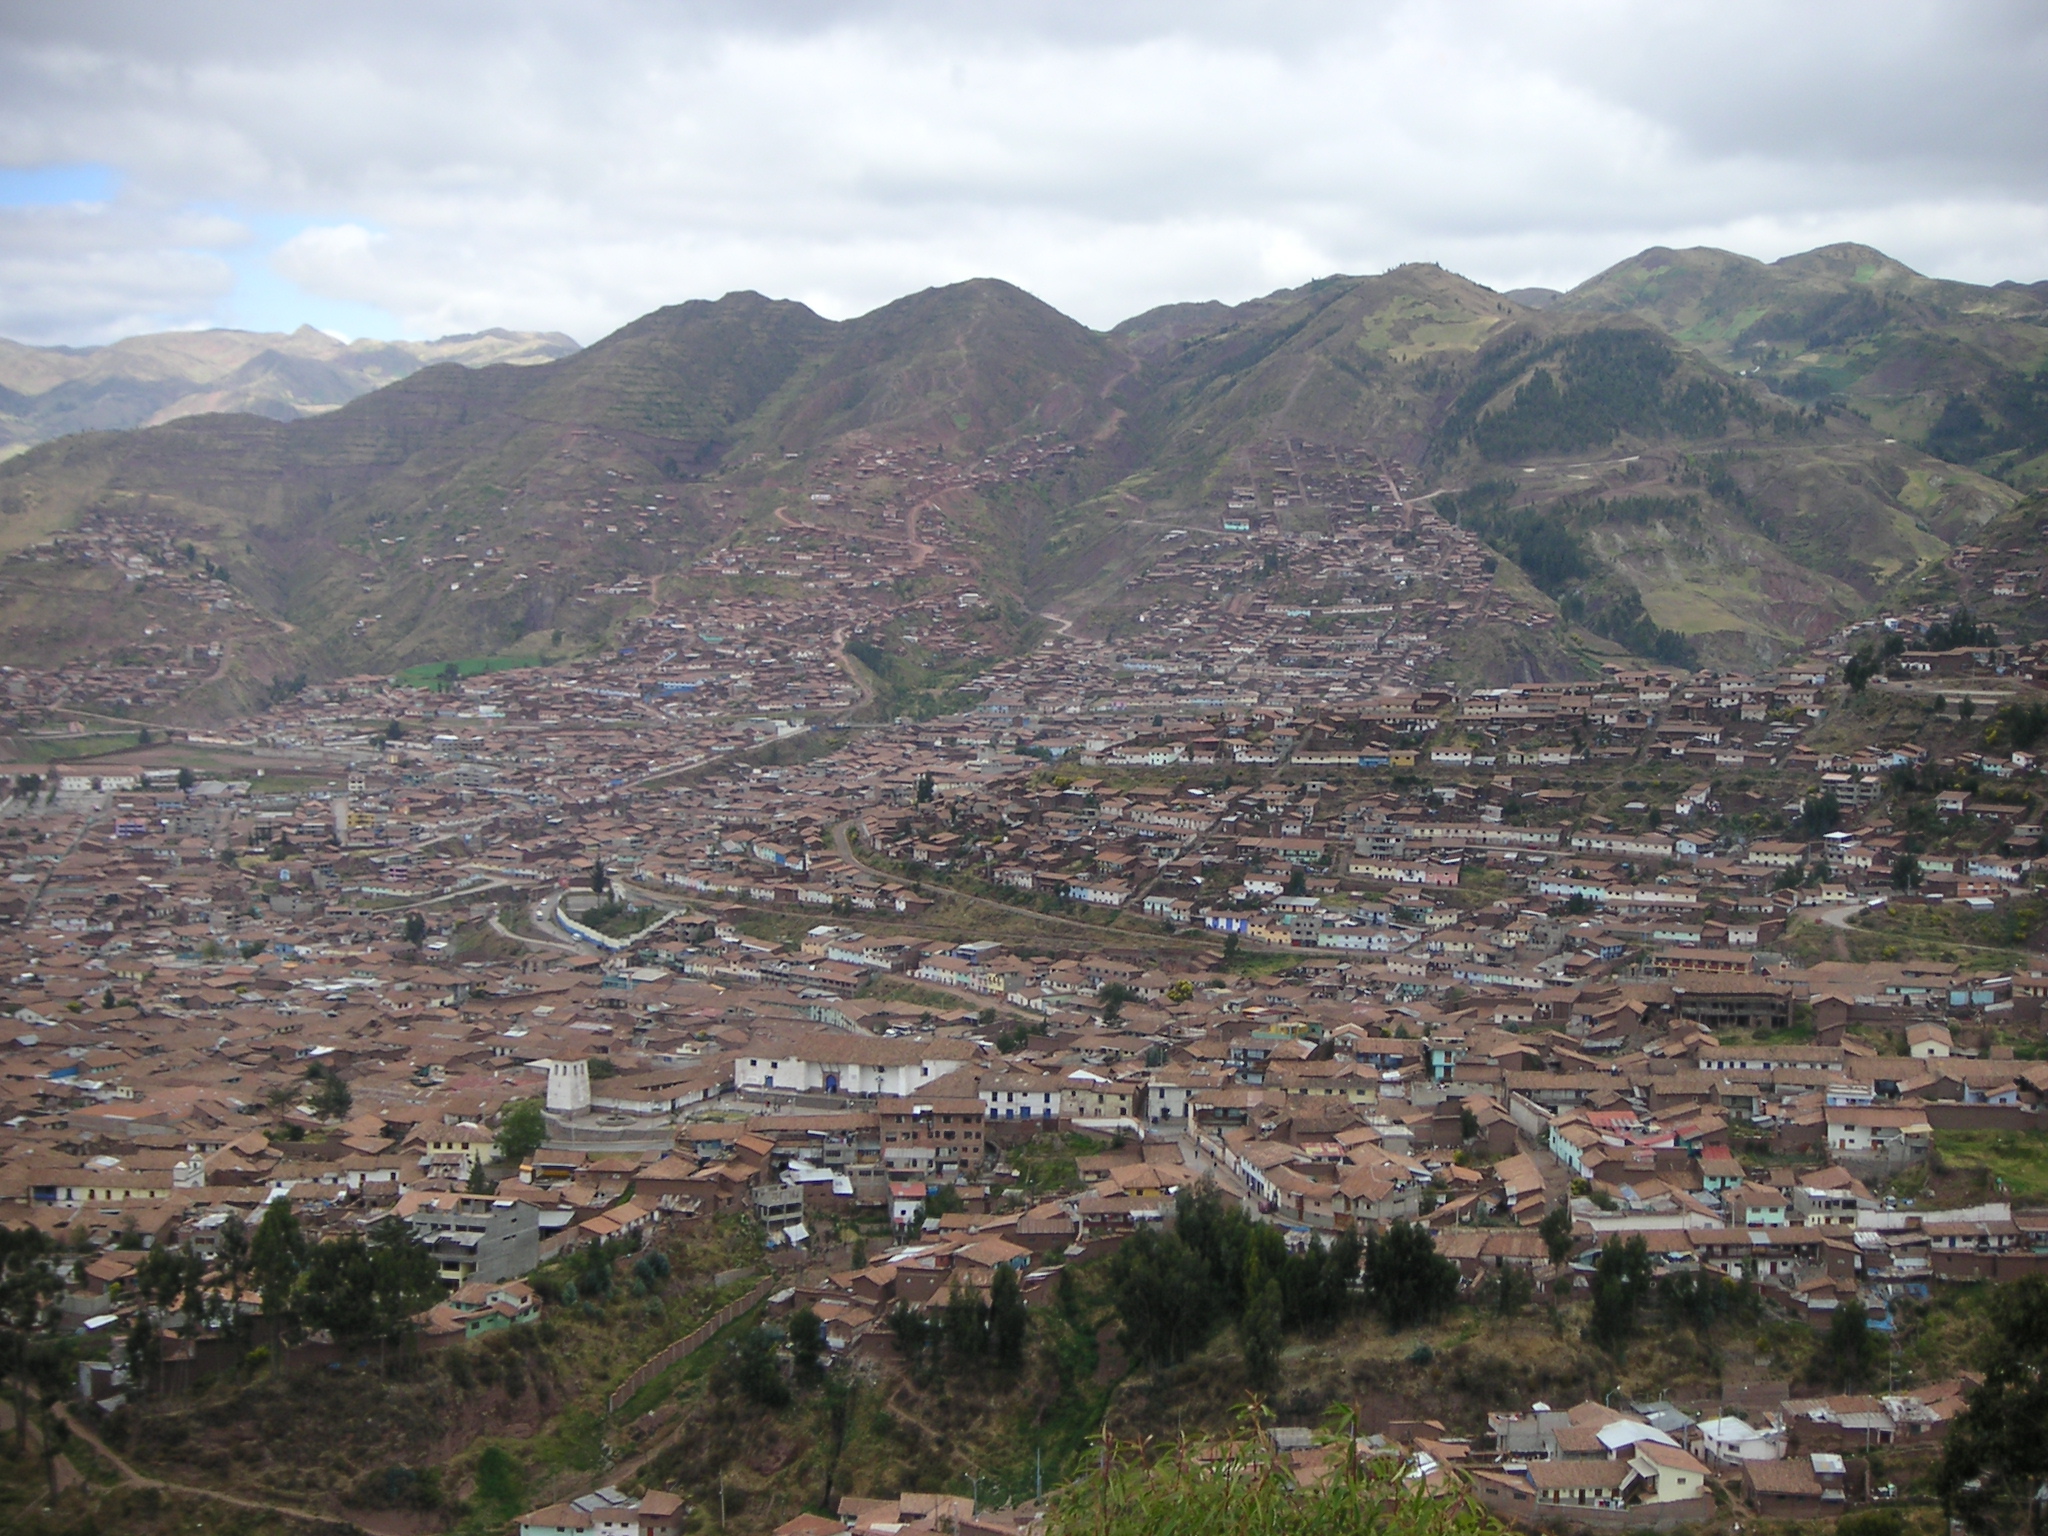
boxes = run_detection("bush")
[713,1326,790,1409]
[350,1464,444,1511]
[1836,1512,1902,1536]
[1054,1419,1480,1536]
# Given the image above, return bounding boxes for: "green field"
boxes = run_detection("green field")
[1933,1128,2048,1201]
[394,654,547,687]
[5,731,143,762]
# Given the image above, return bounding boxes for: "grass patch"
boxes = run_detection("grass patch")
[7,731,143,762]
[1932,1129,2048,1201]
[1010,1131,1107,1196]
[394,655,546,687]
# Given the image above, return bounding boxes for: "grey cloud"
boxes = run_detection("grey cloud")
[0,1,2043,344]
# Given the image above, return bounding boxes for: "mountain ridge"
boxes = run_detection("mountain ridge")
[0,243,2028,714]
[0,323,582,456]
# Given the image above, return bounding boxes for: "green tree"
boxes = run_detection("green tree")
[473,1446,526,1523]
[403,912,427,946]
[1109,1225,1216,1368]
[1587,1236,1653,1351]
[589,859,608,895]
[1239,1269,1283,1390]
[0,1232,66,1433]
[495,1099,547,1166]
[1819,1298,1877,1387]
[1937,1275,2048,1535]
[1360,1220,1459,1330]
[1539,1205,1575,1267]
[368,1216,439,1331]
[1483,1259,1534,1317]
[988,1262,1028,1369]
[176,766,196,790]
[1097,982,1134,1027]
[1891,853,1923,891]
[887,1302,934,1375]
[314,1070,353,1120]
[943,1281,988,1362]
[713,1325,790,1408]
[1800,790,1843,837]
[788,1306,826,1385]
[299,1236,383,1346]
[249,1200,307,1328]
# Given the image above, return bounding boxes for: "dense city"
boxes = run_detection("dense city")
[4,417,2048,1536]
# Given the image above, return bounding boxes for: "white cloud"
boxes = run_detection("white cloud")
[0,1,2043,344]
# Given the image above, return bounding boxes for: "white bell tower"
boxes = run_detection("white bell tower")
[546,1058,591,1114]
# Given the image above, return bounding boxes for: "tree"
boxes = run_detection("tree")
[988,1262,1027,1368]
[1220,932,1240,967]
[1109,1225,1216,1368]
[1891,853,1923,892]
[1539,1206,1576,1268]
[1937,1275,2048,1535]
[1819,1299,1877,1387]
[249,1200,307,1328]
[314,1071,353,1120]
[495,1099,546,1166]
[473,1446,526,1524]
[887,1302,934,1374]
[1097,982,1134,1027]
[943,1282,988,1362]
[1167,979,1194,1004]
[713,1325,790,1408]
[299,1236,383,1346]
[1800,790,1843,837]
[215,1213,249,1289]
[1960,696,1978,721]
[589,860,608,895]
[176,766,195,791]
[1587,1236,1653,1350]
[1361,1220,1459,1330]
[403,912,427,946]
[1479,1259,1534,1317]
[788,1306,826,1385]
[1239,1269,1283,1389]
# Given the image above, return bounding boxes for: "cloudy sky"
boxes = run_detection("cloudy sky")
[1,0,2044,347]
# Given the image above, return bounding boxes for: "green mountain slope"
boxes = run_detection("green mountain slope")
[1554,243,2048,486]
[0,244,2034,706]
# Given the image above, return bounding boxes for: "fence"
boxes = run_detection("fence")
[607,1276,774,1413]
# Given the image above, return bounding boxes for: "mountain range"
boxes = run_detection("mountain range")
[0,324,580,455]
[0,241,2042,715]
